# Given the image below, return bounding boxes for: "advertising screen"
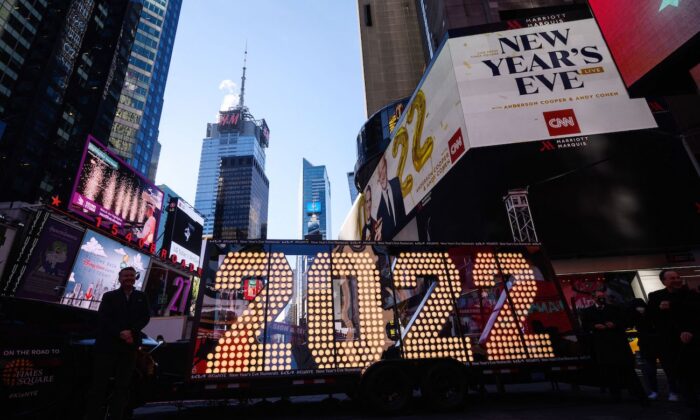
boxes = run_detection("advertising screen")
[62,230,150,310]
[68,135,164,246]
[359,12,656,238]
[162,198,204,268]
[218,110,243,133]
[14,218,84,303]
[142,264,193,316]
[589,0,700,87]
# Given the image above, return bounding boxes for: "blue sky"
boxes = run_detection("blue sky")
[156,0,366,239]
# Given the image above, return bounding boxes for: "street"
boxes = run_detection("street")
[134,383,695,419]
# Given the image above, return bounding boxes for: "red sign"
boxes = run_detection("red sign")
[448,128,466,163]
[243,278,264,301]
[543,109,581,136]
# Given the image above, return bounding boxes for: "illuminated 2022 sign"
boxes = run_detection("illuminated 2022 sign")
[200,247,556,375]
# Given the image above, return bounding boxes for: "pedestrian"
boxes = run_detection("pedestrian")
[628,298,659,399]
[85,267,151,420]
[646,269,700,406]
[580,290,645,402]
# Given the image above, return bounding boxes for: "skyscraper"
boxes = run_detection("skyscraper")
[299,159,331,240]
[347,171,359,204]
[194,50,270,238]
[107,0,182,181]
[357,0,427,117]
[0,0,141,204]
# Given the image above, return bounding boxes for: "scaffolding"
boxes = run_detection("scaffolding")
[503,188,538,243]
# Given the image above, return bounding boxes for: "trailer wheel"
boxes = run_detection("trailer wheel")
[421,362,466,411]
[361,365,411,413]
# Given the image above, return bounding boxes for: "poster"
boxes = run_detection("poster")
[14,219,83,303]
[62,230,150,310]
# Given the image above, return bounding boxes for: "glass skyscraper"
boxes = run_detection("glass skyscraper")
[108,0,182,180]
[0,0,141,203]
[299,159,331,239]
[194,88,270,237]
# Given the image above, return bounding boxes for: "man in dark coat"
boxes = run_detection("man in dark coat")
[580,291,644,401]
[375,155,406,240]
[86,266,150,420]
[647,269,700,405]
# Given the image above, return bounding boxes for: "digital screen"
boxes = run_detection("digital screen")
[305,202,321,213]
[162,198,204,268]
[62,230,150,310]
[68,135,164,246]
[218,110,243,132]
[589,0,700,86]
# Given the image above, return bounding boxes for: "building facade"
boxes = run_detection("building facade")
[213,154,269,240]
[357,0,427,117]
[107,0,182,181]
[0,0,141,204]
[299,159,331,240]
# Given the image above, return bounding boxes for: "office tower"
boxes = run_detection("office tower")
[357,0,427,117]
[213,155,269,240]
[0,0,141,203]
[108,0,182,180]
[194,50,270,238]
[299,159,331,240]
[347,171,359,204]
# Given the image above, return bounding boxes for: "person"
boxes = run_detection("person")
[646,269,700,406]
[580,290,645,401]
[628,298,659,399]
[375,155,406,240]
[361,185,379,241]
[85,266,151,420]
[137,202,156,245]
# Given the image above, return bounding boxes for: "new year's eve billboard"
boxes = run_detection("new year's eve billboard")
[359,11,656,237]
[68,135,164,246]
[61,230,150,310]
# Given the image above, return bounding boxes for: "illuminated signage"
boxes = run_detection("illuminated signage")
[68,135,164,248]
[192,243,567,379]
[162,197,204,269]
[305,202,321,213]
[218,110,242,132]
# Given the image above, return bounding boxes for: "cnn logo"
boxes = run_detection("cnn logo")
[448,128,465,163]
[543,109,580,136]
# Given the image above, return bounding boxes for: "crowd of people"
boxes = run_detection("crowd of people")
[580,269,700,408]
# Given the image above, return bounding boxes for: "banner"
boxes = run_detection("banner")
[14,219,83,302]
[360,15,656,231]
[62,230,150,310]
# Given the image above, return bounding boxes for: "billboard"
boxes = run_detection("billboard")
[62,230,150,310]
[589,0,700,87]
[359,12,656,239]
[14,218,84,303]
[218,109,243,133]
[68,135,164,247]
[162,197,204,268]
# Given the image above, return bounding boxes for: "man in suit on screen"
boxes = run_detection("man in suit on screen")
[375,155,406,240]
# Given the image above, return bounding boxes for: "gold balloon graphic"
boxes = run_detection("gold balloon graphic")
[408,90,434,172]
[392,127,413,197]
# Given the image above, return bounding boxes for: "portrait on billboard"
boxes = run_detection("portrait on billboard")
[360,184,378,241]
[374,155,406,240]
[68,135,164,246]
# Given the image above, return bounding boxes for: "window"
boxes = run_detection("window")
[364,4,372,27]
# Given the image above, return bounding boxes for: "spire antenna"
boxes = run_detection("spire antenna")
[239,42,247,109]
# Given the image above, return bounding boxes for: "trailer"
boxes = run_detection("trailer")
[172,240,593,412]
[2,240,598,416]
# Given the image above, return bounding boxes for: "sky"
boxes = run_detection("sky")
[156,0,366,240]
